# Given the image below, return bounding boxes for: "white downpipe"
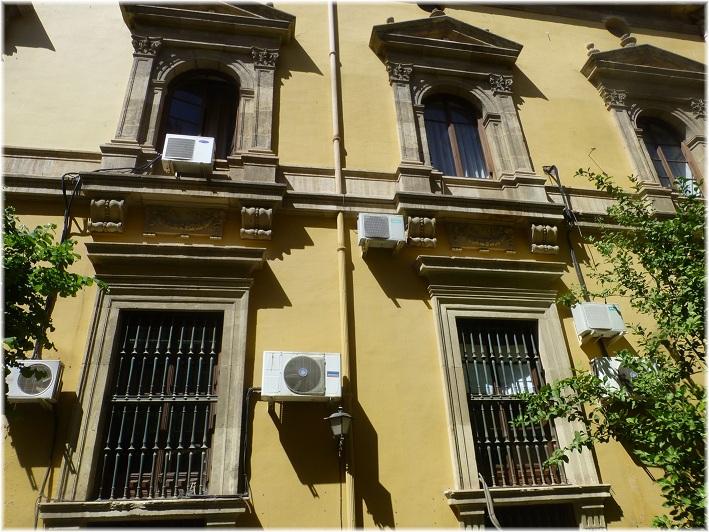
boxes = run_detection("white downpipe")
[329,1,356,528]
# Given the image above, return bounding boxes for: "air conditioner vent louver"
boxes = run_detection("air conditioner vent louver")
[164,137,196,160]
[363,215,390,239]
[17,363,53,395]
[283,355,325,395]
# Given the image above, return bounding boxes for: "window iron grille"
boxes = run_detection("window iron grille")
[458,318,567,488]
[96,311,222,500]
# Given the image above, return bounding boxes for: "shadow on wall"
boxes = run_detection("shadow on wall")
[362,248,432,309]
[3,4,55,56]
[4,391,79,495]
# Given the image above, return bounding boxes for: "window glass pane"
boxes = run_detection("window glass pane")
[424,119,456,176]
[455,123,488,178]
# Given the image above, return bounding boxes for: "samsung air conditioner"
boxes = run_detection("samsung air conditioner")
[261,351,341,402]
[571,303,626,345]
[162,134,215,175]
[357,213,406,254]
[5,359,64,403]
[591,357,638,392]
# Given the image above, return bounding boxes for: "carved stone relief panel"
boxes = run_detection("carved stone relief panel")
[89,199,126,233]
[240,207,272,240]
[446,222,516,252]
[530,224,560,255]
[407,216,437,248]
[144,205,226,239]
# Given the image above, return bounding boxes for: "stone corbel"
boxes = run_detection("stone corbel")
[88,199,126,233]
[577,504,607,529]
[251,47,279,69]
[530,224,559,255]
[407,216,437,247]
[488,73,513,95]
[599,87,628,110]
[690,98,705,119]
[240,207,272,240]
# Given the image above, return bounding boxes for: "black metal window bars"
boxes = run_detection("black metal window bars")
[96,311,223,500]
[459,318,566,488]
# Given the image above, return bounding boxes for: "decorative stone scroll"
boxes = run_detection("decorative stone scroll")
[251,47,279,68]
[144,205,226,239]
[447,222,516,252]
[88,199,125,233]
[386,61,413,83]
[240,207,272,240]
[131,36,161,56]
[488,73,513,95]
[600,88,627,109]
[690,98,705,118]
[406,216,437,248]
[530,224,559,255]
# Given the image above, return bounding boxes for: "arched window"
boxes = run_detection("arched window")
[637,116,696,190]
[423,95,491,178]
[159,70,238,160]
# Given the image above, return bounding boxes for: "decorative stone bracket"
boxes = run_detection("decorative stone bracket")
[530,224,559,255]
[240,207,272,240]
[406,216,437,247]
[89,199,125,233]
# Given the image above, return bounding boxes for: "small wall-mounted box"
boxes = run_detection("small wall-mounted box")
[571,303,626,345]
[162,134,215,175]
[357,213,406,255]
[6,359,64,403]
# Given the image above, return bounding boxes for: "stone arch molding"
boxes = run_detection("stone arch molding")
[100,3,295,183]
[582,43,705,196]
[370,13,544,195]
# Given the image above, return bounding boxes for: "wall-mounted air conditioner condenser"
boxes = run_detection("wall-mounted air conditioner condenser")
[357,213,406,252]
[261,351,341,402]
[591,357,638,392]
[5,359,64,403]
[571,303,626,345]
[162,134,215,175]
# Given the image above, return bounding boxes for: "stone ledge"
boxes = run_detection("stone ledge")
[39,496,248,527]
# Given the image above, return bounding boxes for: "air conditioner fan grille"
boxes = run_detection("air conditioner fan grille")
[165,137,196,160]
[17,363,53,395]
[283,356,325,395]
[363,215,390,239]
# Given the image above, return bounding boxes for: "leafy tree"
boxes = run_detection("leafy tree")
[3,206,98,371]
[520,171,705,528]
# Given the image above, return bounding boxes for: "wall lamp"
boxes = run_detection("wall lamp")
[324,406,352,457]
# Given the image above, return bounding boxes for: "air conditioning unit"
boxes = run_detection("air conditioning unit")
[571,303,626,345]
[261,351,341,402]
[357,213,406,254]
[591,357,638,392]
[5,360,64,403]
[162,134,215,175]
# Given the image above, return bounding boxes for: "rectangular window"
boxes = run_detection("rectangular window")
[458,318,566,488]
[96,311,223,500]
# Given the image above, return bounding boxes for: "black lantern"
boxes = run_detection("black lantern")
[324,406,352,457]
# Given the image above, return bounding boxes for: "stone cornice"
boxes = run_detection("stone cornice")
[415,255,567,289]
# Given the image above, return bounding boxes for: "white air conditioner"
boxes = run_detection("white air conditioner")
[261,351,341,402]
[357,213,406,253]
[6,360,64,403]
[591,357,638,392]
[162,134,215,175]
[571,303,626,345]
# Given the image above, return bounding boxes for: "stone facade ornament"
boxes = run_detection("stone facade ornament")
[447,222,516,252]
[586,42,600,56]
[251,47,279,68]
[488,73,513,94]
[619,33,637,48]
[144,205,226,239]
[131,36,162,56]
[530,224,559,255]
[88,199,125,233]
[690,98,705,118]
[386,61,413,83]
[241,207,273,240]
[406,216,437,248]
[600,88,627,109]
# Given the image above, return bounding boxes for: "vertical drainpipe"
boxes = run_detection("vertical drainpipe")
[328,1,356,527]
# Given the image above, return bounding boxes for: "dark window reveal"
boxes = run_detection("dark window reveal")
[160,70,238,160]
[637,116,696,191]
[423,95,491,178]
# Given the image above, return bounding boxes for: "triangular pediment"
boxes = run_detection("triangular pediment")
[370,15,522,66]
[121,2,295,43]
[582,44,704,83]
